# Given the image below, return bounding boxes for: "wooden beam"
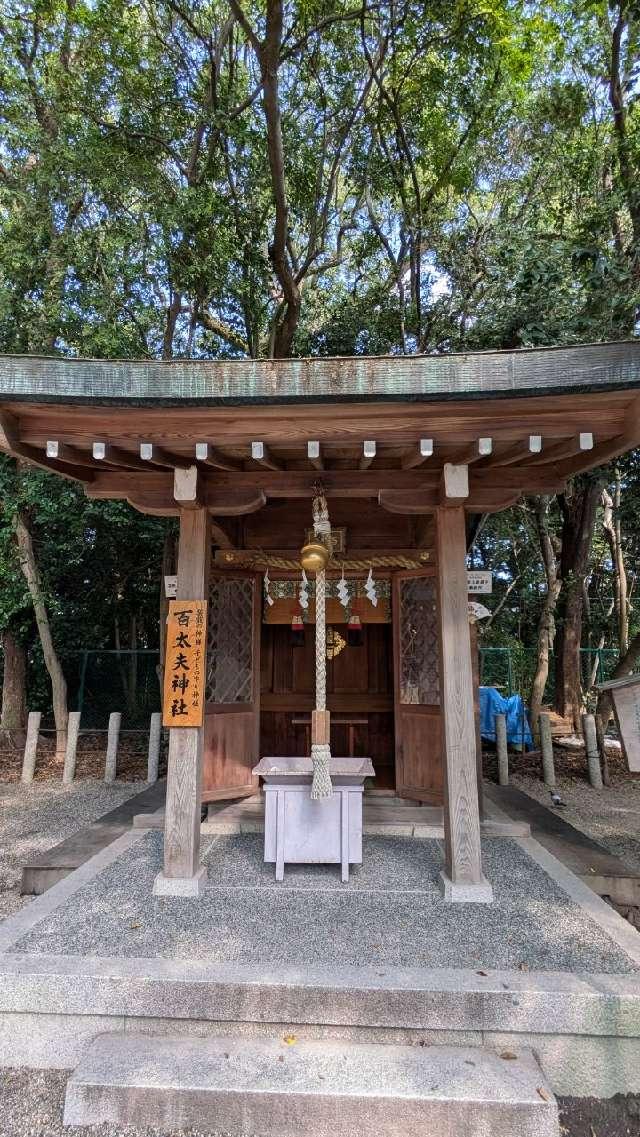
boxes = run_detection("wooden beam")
[0,412,93,483]
[209,521,235,550]
[307,440,324,470]
[441,463,469,503]
[517,434,594,469]
[554,430,639,479]
[45,440,95,468]
[139,442,191,469]
[401,438,434,469]
[448,438,492,466]
[489,435,543,467]
[359,440,377,470]
[194,443,240,472]
[251,441,282,470]
[92,441,158,471]
[436,505,491,902]
[173,466,202,509]
[155,508,211,895]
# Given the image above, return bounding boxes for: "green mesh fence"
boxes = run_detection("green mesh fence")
[72,650,161,729]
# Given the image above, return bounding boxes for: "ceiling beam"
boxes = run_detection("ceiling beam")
[93,441,158,471]
[489,435,543,467]
[139,442,192,469]
[251,441,282,470]
[359,440,377,470]
[401,438,434,469]
[0,412,93,483]
[307,440,324,470]
[195,442,241,471]
[448,438,492,466]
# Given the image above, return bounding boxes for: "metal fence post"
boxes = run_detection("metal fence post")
[21,711,41,784]
[104,712,121,783]
[147,712,162,783]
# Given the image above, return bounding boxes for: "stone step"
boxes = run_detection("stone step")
[63,1033,559,1137]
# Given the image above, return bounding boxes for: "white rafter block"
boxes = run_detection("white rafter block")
[174,465,199,503]
[443,463,469,499]
[140,443,153,461]
[529,435,542,453]
[478,437,492,456]
[195,442,209,461]
[307,440,320,459]
[46,440,59,458]
[580,432,594,450]
[363,440,376,458]
[420,438,434,457]
[251,441,265,460]
[92,442,106,460]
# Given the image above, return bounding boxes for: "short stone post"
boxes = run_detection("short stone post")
[147,712,161,783]
[495,713,509,786]
[582,713,603,789]
[104,712,121,784]
[62,711,81,785]
[21,711,41,784]
[539,712,555,788]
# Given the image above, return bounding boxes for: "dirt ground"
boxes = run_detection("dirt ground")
[558,1094,640,1136]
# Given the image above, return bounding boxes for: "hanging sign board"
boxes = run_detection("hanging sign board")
[162,600,207,728]
[467,571,492,594]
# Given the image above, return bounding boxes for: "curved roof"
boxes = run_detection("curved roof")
[0,340,638,406]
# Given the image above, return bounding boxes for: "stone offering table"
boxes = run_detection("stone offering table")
[252,756,375,882]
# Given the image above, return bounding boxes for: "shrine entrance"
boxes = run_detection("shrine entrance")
[201,556,444,805]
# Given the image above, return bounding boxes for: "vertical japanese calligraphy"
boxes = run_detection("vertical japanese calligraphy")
[162,600,208,728]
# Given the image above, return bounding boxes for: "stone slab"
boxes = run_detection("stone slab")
[153,865,207,897]
[21,780,166,894]
[63,1033,559,1136]
[440,871,494,904]
[1,955,639,1038]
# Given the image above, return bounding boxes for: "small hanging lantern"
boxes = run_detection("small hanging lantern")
[347,613,364,647]
[290,613,305,646]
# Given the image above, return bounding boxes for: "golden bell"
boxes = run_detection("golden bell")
[300,540,329,573]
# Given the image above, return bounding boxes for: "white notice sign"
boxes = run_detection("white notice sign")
[467,571,492,594]
[164,575,178,598]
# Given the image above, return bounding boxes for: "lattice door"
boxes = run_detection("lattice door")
[206,577,255,704]
[398,576,439,705]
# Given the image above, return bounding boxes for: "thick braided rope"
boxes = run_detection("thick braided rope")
[311,567,332,799]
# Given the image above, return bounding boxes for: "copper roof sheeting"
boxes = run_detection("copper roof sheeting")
[0,341,639,406]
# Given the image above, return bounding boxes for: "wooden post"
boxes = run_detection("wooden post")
[495,714,509,786]
[582,712,603,789]
[62,711,81,784]
[436,507,492,903]
[154,507,211,897]
[104,712,121,783]
[147,712,162,783]
[21,711,41,784]
[539,712,555,787]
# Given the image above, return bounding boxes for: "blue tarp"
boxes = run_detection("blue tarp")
[479,686,533,750]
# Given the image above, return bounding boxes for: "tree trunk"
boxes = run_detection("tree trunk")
[14,508,68,760]
[0,629,27,748]
[554,479,601,730]
[530,496,560,738]
[596,628,640,725]
[157,530,177,696]
[602,472,629,656]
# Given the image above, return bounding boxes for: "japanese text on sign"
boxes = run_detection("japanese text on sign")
[162,600,207,727]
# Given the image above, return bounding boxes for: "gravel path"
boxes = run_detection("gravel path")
[13,831,638,973]
[511,771,640,873]
[0,779,147,919]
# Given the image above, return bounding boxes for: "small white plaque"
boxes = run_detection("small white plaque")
[164,575,177,598]
[467,571,492,594]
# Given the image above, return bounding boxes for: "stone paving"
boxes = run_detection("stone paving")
[8,831,639,974]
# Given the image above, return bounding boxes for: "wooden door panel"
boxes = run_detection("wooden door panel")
[393,569,444,803]
[203,571,261,802]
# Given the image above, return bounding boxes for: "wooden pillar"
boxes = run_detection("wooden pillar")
[153,506,211,897]
[436,506,493,903]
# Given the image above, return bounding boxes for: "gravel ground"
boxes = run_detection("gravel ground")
[12,831,638,972]
[0,779,147,919]
[2,1067,640,1137]
[511,770,640,873]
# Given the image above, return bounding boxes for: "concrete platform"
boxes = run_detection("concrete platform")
[134,794,531,840]
[21,780,167,895]
[485,784,640,907]
[63,1032,559,1136]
